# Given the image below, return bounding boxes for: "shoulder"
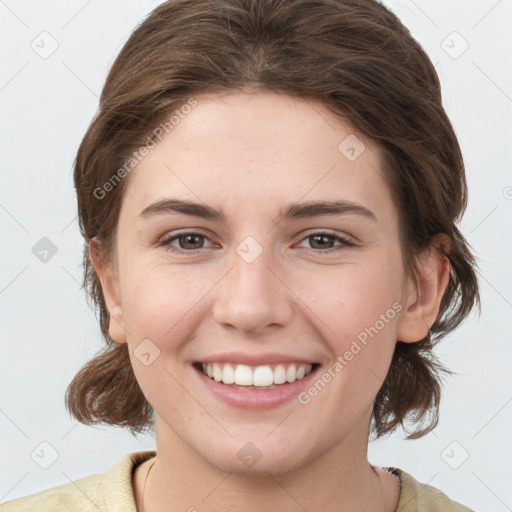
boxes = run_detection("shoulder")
[0,450,156,512]
[0,473,103,512]
[391,467,475,512]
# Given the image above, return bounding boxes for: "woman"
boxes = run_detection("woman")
[1,0,480,510]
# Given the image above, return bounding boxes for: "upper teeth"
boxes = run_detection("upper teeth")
[201,363,314,387]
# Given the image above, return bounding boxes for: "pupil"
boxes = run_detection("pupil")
[182,234,202,249]
[312,235,331,248]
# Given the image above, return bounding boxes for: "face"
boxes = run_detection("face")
[93,91,444,475]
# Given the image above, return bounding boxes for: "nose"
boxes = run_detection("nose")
[212,246,294,334]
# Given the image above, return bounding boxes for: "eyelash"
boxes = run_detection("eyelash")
[157,230,355,255]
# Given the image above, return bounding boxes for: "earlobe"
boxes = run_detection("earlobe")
[396,234,451,343]
[88,238,128,344]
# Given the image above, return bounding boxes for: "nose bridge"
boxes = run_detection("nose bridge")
[212,237,293,332]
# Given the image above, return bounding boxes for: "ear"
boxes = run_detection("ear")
[88,237,128,344]
[397,233,451,342]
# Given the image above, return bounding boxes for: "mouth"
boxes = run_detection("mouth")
[193,361,320,390]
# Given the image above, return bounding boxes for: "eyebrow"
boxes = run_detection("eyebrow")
[138,198,377,223]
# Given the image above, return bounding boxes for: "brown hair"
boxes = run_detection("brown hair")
[65,0,480,440]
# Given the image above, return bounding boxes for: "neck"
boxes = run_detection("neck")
[137,415,400,512]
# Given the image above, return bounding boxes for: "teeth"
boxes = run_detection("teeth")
[234,364,253,386]
[286,365,296,383]
[253,366,274,386]
[212,364,222,382]
[274,364,286,384]
[200,362,314,387]
[222,363,235,384]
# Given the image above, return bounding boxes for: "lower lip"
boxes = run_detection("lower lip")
[194,364,320,410]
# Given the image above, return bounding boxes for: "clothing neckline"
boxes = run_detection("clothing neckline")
[125,452,408,512]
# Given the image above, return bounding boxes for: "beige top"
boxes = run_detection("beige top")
[0,450,475,511]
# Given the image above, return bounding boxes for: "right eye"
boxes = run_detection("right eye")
[157,231,214,254]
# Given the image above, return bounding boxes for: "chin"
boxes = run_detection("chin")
[200,438,312,477]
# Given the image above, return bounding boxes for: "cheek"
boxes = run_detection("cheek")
[297,253,404,402]
[301,258,403,337]
[121,261,215,341]
[295,263,403,426]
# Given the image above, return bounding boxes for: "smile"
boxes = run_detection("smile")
[197,362,318,389]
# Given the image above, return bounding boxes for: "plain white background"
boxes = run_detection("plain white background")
[0,1,511,510]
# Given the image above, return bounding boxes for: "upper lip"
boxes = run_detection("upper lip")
[195,352,318,366]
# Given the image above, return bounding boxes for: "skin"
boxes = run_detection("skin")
[90,91,451,512]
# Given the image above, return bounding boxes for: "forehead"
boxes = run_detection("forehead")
[121,92,396,224]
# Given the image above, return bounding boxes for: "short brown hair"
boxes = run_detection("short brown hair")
[65,0,480,440]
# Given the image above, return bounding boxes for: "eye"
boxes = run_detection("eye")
[157,230,355,255]
[157,231,213,254]
[296,231,355,254]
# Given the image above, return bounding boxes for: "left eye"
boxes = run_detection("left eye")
[296,232,355,253]
[157,231,354,254]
